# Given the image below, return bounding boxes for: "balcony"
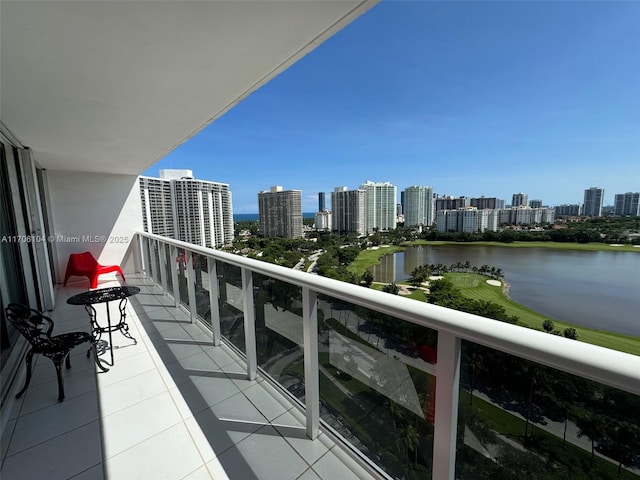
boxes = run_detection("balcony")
[1,272,378,480]
[4,233,638,480]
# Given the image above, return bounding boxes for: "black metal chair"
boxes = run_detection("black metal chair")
[5,303,108,402]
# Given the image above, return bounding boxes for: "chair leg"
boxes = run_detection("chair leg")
[15,350,35,399]
[54,360,66,402]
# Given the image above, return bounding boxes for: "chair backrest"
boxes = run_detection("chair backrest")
[69,251,99,269]
[5,303,56,352]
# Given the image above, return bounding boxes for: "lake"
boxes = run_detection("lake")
[369,245,640,337]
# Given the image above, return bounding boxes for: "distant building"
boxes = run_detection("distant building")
[512,193,528,207]
[400,191,405,215]
[140,170,234,248]
[360,181,397,233]
[258,186,303,238]
[499,206,555,225]
[614,192,640,216]
[436,207,498,233]
[583,187,604,216]
[159,168,194,180]
[555,204,582,216]
[404,185,435,227]
[529,199,543,208]
[318,192,326,212]
[331,186,367,235]
[435,195,469,211]
[470,196,500,210]
[314,210,332,231]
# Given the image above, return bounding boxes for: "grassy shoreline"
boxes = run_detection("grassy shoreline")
[350,247,640,356]
[402,239,640,253]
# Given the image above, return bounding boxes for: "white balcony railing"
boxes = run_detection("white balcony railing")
[137,232,640,480]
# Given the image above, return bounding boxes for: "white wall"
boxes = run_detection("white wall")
[46,171,142,283]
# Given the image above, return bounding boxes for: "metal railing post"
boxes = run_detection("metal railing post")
[302,287,320,439]
[241,267,257,380]
[137,234,147,275]
[432,331,462,480]
[207,257,221,346]
[186,250,197,323]
[170,245,180,308]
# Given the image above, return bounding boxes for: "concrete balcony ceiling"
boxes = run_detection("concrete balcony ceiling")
[0,1,375,174]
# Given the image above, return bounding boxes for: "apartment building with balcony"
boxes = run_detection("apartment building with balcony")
[614,192,640,216]
[436,207,499,233]
[1,3,638,480]
[435,195,469,211]
[140,171,234,248]
[331,187,367,236]
[258,186,303,239]
[469,196,505,210]
[511,192,529,207]
[360,181,397,233]
[404,185,435,228]
[583,187,605,217]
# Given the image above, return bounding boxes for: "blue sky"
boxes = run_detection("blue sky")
[144,1,640,213]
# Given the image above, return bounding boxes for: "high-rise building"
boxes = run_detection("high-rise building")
[436,207,499,233]
[314,210,332,231]
[435,196,469,211]
[470,196,500,210]
[583,187,604,217]
[400,191,405,215]
[404,186,435,227]
[529,199,543,209]
[360,181,397,233]
[140,171,234,248]
[258,186,303,238]
[555,204,581,216]
[499,206,555,225]
[318,192,326,212]
[614,192,640,216]
[512,193,528,207]
[331,186,367,235]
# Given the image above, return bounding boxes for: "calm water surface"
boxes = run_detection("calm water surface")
[369,245,640,337]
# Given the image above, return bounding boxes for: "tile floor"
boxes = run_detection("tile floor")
[1,274,379,480]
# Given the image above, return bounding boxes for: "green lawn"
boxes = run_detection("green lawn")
[445,273,640,356]
[459,390,640,479]
[348,245,404,276]
[403,240,640,253]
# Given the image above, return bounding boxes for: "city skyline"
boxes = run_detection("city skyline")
[143,1,640,213]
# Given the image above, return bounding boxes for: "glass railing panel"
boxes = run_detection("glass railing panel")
[317,293,437,479]
[164,243,173,291]
[177,247,188,307]
[253,273,304,399]
[193,253,211,327]
[152,240,161,286]
[215,260,245,351]
[455,340,640,479]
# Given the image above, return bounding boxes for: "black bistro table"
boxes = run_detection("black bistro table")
[67,286,140,366]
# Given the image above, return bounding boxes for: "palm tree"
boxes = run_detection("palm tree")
[576,413,607,467]
[383,283,400,295]
[404,423,420,468]
[467,349,485,406]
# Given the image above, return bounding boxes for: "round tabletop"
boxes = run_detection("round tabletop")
[66,286,141,305]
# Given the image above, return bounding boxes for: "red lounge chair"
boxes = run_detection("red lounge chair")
[63,251,125,288]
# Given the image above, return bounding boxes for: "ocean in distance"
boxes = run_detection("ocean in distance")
[234,212,315,222]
